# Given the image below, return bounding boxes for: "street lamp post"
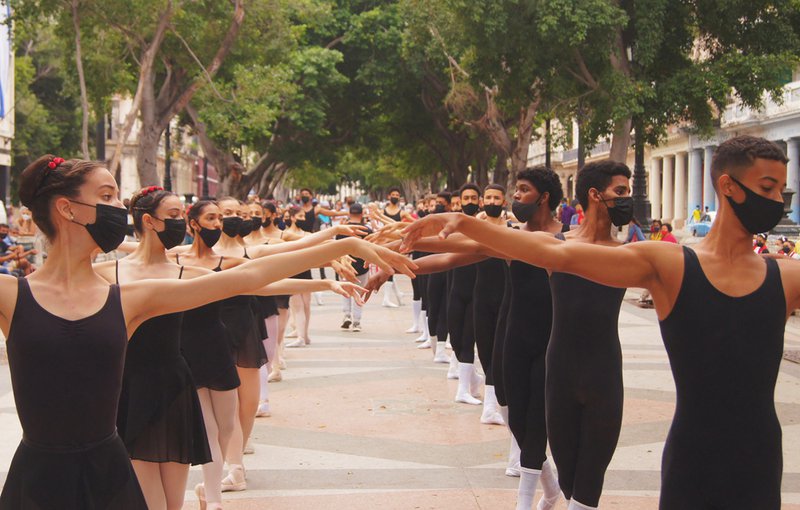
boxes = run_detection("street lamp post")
[632,118,651,226]
[202,157,209,198]
[163,123,172,191]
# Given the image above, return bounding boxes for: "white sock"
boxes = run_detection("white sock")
[447,353,459,378]
[516,467,542,510]
[434,341,449,362]
[407,300,421,332]
[537,460,561,510]
[502,406,521,475]
[481,385,505,424]
[416,311,430,342]
[455,363,482,405]
[258,364,269,402]
[567,499,596,510]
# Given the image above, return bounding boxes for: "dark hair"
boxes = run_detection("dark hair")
[711,135,788,189]
[459,183,480,198]
[19,154,106,239]
[217,196,243,205]
[663,223,673,232]
[437,191,452,201]
[387,187,401,195]
[485,183,506,195]
[300,188,313,195]
[516,166,563,211]
[287,205,302,217]
[0,223,8,228]
[575,160,632,210]
[187,199,218,231]
[261,200,277,214]
[129,187,177,234]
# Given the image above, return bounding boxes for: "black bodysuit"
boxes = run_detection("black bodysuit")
[0,278,147,509]
[658,247,784,509]
[547,269,625,506]
[447,263,477,363]
[472,257,507,385]
[503,260,552,469]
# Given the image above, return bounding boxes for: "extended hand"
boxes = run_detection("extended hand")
[328,281,368,306]
[363,269,392,302]
[350,238,418,278]
[334,224,370,238]
[401,213,463,251]
[331,256,359,284]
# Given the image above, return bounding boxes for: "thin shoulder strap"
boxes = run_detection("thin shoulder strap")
[175,253,180,264]
[115,259,120,285]
[216,256,224,271]
[555,232,566,241]
[178,266,184,279]
[243,246,249,258]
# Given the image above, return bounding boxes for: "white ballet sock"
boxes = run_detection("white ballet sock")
[434,341,449,363]
[501,406,521,476]
[416,311,430,342]
[407,300,421,332]
[390,281,403,305]
[480,385,505,425]
[567,499,596,510]
[537,460,561,510]
[470,365,484,399]
[455,363,482,405]
[447,353,459,378]
[258,364,269,402]
[516,467,542,510]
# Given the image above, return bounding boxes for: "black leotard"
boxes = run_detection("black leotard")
[473,257,506,385]
[384,208,402,222]
[116,265,211,465]
[547,263,626,506]
[0,278,147,509]
[426,269,449,343]
[179,255,240,391]
[658,247,785,509]
[296,206,316,233]
[504,259,552,470]
[448,263,477,363]
[492,263,512,406]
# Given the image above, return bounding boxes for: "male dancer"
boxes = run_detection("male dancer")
[405,135,795,510]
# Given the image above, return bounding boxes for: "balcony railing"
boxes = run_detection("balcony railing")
[722,81,800,127]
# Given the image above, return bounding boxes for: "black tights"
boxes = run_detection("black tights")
[447,265,476,363]
[426,272,448,342]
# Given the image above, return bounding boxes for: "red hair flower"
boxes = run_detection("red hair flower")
[47,157,65,169]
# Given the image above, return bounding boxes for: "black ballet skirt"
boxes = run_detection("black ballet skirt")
[220,295,268,369]
[181,301,241,391]
[258,295,279,318]
[0,278,147,509]
[275,295,291,309]
[293,269,314,280]
[117,312,212,465]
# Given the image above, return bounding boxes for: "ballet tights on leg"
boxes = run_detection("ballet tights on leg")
[237,367,260,450]
[197,388,237,509]
[131,460,190,510]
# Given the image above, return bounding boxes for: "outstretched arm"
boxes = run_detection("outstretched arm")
[411,252,487,275]
[246,224,367,258]
[404,213,668,290]
[121,238,416,331]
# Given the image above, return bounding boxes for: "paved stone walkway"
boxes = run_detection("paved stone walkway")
[1,276,800,509]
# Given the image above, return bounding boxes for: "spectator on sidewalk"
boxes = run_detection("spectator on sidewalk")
[660,223,678,243]
[650,219,663,241]
[625,218,646,243]
[754,233,769,254]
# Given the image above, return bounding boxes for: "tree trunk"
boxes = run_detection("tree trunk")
[492,155,509,187]
[609,118,632,162]
[70,0,90,159]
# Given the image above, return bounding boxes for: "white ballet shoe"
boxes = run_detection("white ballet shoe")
[455,363,482,405]
[256,400,271,417]
[447,355,459,379]
[445,339,452,350]
[285,338,305,348]
[481,385,504,424]
[537,460,562,510]
[268,370,282,382]
[567,499,596,510]
[285,329,298,338]
[243,441,254,455]
[278,358,287,370]
[470,369,484,399]
[417,338,432,349]
[433,346,450,364]
[480,408,506,425]
[505,462,521,477]
[415,331,429,343]
[221,464,246,492]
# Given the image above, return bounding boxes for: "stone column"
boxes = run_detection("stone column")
[673,152,687,227]
[787,138,800,223]
[703,145,716,211]
[662,155,674,222]
[650,157,662,221]
[688,149,703,220]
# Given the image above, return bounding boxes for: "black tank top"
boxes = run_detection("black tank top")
[296,206,316,232]
[7,278,127,447]
[384,208,402,222]
[659,247,785,457]
[506,259,552,355]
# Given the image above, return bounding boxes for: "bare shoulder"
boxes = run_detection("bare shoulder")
[180,265,213,279]
[93,260,117,283]
[221,256,248,270]
[776,257,800,280]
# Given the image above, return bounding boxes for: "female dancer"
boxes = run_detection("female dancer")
[404,136,799,510]
[0,155,413,509]
[282,206,314,347]
[93,187,211,510]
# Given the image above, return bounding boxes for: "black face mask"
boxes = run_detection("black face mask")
[462,203,480,216]
[417,210,429,218]
[600,196,634,227]
[726,175,785,234]
[301,196,310,204]
[197,226,222,248]
[390,197,399,205]
[783,246,792,254]
[0,232,6,239]
[250,218,262,233]
[262,217,272,228]
[512,198,541,223]
[238,219,254,237]
[222,216,243,237]
[273,217,282,227]
[484,204,503,218]
[153,217,187,250]
[70,201,128,253]
[434,204,446,214]
[284,219,293,228]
